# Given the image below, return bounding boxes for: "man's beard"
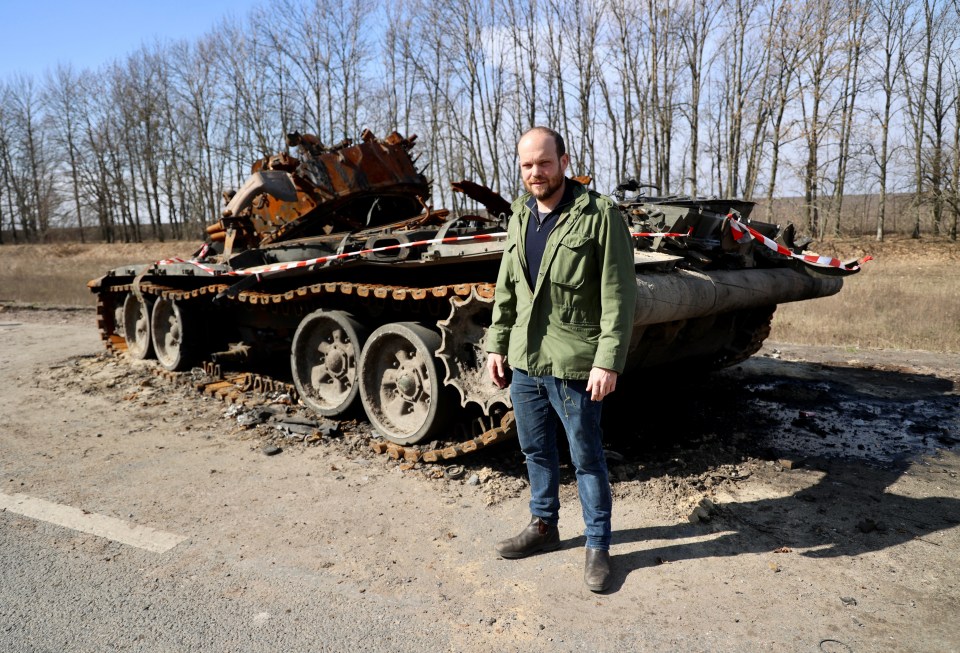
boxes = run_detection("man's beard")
[525,171,564,200]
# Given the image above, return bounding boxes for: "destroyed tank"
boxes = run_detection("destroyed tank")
[88,131,861,456]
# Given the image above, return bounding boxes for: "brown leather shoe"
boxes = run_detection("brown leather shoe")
[584,548,611,592]
[495,516,561,559]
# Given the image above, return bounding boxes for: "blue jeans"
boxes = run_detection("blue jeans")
[510,368,612,550]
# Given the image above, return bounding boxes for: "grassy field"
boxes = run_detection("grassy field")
[0,237,957,353]
[771,236,960,352]
[0,241,199,307]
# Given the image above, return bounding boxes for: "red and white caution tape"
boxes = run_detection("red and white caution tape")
[156,231,510,278]
[630,228,692,238]
[726,215,871,274]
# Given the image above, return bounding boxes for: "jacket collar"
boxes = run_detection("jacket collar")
[511,180,592,296]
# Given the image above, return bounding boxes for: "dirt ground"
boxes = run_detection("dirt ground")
[2,306,959,652]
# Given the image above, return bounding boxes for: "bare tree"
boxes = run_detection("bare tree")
[603,0,648,185]
[866,0,909,241]
[796,0,845,236]
[267,0,335,140]
[763,1,804,218]
[922,12,959,236]
[443,0,509,188]
[329,0,371,139]
[949,59,960,240]
[0,87,16,243]
[122,47,170,242]
[717,0,761,198]
[212,13,281,179]
[170,36,224,235]
[740,1,779,201]
[900,0,942,238]
[644,0,682,192]
[565,0,605,177]
[677,0,718,195]
[542,0,573,141]
[828,0,870,235]
[381,1,419,136]
[501,0,539,133]
[497,0,543,198]
[397,0,462,207]
[43,65,90,242]
[4,75,56,240]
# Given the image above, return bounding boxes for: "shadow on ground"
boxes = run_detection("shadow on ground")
[598,454,960,591]
[469,353,960,592]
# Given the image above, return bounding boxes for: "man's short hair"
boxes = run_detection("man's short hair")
[523,126,566,159]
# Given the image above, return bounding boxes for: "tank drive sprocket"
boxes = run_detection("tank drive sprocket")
[436,288,511,414]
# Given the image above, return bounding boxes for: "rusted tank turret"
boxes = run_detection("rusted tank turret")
[89,132,861,454]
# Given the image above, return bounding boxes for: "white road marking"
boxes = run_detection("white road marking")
[0,492,186,553]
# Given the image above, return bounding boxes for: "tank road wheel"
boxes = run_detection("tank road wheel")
[358,322,452,445]
[122,293,154,359]
[290,310,368,417]
[150,297,198,371]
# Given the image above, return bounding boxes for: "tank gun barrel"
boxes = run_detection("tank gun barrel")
[631,267,841,326]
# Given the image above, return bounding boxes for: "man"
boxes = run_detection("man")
[485,126,637,592]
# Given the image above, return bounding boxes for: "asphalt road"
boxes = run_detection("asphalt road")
[0,322,449,652]
[0,514,439,652]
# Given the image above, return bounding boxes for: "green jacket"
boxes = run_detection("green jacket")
[485,180,637,380]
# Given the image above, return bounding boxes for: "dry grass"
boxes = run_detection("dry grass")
[0,236,957,352]
[772,236,960,353]
[0,241,199,307]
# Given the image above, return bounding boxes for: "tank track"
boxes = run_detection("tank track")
[705,305,776,370]
[96,280,515,460]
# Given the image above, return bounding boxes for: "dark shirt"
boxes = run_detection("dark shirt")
[524,181,575,290]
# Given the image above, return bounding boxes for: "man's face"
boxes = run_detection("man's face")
[518,131,569,203]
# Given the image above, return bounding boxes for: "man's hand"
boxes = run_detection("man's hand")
[487,353,510,389]
[586,367,618,401]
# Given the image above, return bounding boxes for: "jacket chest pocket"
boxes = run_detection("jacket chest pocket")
[549,234,593,290]
[548,234,600,327]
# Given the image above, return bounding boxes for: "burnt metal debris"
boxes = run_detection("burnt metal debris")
[89,130,853,456]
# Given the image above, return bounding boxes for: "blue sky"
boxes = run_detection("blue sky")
[3,0,265,81]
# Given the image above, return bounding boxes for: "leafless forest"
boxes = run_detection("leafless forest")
[1,0,958,245]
